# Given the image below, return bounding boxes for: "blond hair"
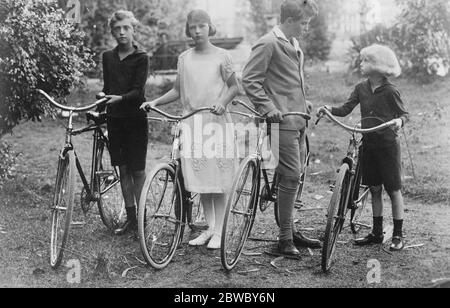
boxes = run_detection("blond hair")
[361,44,402,78]
[109,10,139,30]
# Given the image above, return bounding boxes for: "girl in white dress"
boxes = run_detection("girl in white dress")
[141,10,239,249]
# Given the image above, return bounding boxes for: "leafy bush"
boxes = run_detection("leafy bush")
[349,0,450,82]
[0,0,95,136]
[0,141,19,187]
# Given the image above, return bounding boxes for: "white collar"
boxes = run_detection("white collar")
[273,26,301,53]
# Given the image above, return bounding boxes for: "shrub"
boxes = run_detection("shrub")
[0,0,95,136]
[0,141,19,187]
[349,0,450,82]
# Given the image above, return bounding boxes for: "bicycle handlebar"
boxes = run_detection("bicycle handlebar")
[37,89,109,113]
[146,106,214,121]
[231,100,311,121]
[316,107,397,134]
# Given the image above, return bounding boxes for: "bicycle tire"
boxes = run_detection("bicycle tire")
[350,161,370,234]
[295,135,310,206]
[96,140,127,231]
[186,193,207,231]
[221,157,259,271]
[50,150,76,269]
[322,164,351,273]
[138,163,184,270]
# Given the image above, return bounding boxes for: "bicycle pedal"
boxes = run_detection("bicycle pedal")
[71,221,86,227]
[96,170,114,177]
[294,202,304,209]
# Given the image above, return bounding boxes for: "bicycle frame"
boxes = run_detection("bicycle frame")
[54,111,118,208]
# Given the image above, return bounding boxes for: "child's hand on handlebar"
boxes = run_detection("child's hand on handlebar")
[211,104,226,115]
[316,105,331,118]
[140,101,158,112]
[106,95,122,105]
[266,109,283,123]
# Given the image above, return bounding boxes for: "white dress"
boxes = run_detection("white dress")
[178,47,237,194]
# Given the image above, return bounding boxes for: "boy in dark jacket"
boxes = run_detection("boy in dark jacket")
[102,10,149,235]
[320,44,409,251]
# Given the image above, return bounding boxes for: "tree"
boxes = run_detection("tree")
[303,6,332,61]
[349,0,450,81]
[0,0,94,182]
[0,0,95,137]
[395,0,450,79]
[77,0,195,73]
[246,0,332,61]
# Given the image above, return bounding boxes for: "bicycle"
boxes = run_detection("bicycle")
[38,90,127,269]
[137,106,215,270]
[221,100,311,271]
[316,107,398,273]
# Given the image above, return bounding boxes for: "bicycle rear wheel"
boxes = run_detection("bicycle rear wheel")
[138,164,184,269]
[295,135,310,207]
[322,164,350,273]
[50,150,76,269]
[186,193,207,231]
[96,140,127,231]
[221,157,259,271]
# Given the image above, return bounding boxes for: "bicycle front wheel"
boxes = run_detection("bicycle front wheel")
[322,163,351,273]
[221,157,259,271]
[138,164,184,270]
[50,150,76,269]
[96,140,127,231]
[350,161,370,234]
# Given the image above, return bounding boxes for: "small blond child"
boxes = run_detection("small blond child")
[320,44,409,251]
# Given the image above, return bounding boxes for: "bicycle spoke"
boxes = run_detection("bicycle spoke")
[139,165,183,269]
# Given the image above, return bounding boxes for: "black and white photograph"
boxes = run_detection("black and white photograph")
[0,0,449,291]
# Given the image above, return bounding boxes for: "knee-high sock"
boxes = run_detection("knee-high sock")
[278,175,299,242]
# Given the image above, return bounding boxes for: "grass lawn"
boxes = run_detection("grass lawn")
[0,71,449,288]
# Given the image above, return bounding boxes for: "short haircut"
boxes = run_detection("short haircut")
[185,10,217,38]
[109,10,139,30]
[361,44,402,78]
[280,0,319,24]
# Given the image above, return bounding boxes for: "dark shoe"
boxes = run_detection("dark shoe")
[114,219,137,236]
[278,240,300,257]
[354,233,384,246]
[293,232,322,249]
[390,236,405,252]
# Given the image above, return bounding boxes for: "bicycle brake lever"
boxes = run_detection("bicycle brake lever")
[315,115,323,126]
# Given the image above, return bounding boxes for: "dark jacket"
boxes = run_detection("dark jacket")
[102,45,149,118]
[332,79,409,147]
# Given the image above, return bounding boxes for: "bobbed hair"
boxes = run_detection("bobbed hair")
[361,44,402,78]
[185,9,217,38]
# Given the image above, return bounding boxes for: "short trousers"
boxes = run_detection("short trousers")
[362,141,402,192]
[270,128,307,180]
[107,116,149,172]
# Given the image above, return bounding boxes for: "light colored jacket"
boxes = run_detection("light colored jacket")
[242,27,308,130]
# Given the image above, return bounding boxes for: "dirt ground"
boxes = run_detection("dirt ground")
[0,71,449,288]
